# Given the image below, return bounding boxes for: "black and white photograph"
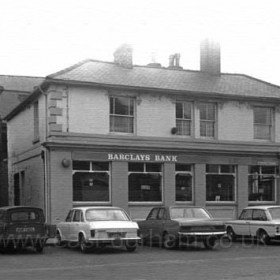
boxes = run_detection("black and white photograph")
[1,0,280,279]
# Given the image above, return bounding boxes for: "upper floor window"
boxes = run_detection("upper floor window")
[199,103,216,138]
[176,102,192,136]
[110,96,134,133]
[253,107,273,140]
[33,101,39,141]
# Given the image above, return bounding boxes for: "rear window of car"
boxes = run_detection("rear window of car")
[85,209,129,221]
[9,210,40,221]
[170,208,211,219]
[268,207,280,220]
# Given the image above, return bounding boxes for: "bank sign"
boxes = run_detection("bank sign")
[108,153,178,162]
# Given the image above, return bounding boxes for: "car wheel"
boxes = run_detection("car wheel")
[163,233,177,249]
[35,241,44,253]
[125,240,137,252]
[226,227,237,242]
[79,235,89,253]
[203,237,216,249]
[257,230,270,245]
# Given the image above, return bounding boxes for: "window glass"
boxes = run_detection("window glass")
[0,210,5,221]
[73,161,110,202]
[85,209,129,221]
[248,165,277,202]
[252,209,267,221]
[176,164,193,202]
[206,164,236,202]
[128,162,144,172]
[199,103,216,138]
[239,209,252,220]
[147,208,159,220]
[110,96,134,133]
[176,101,192,136]
[72,161,90,171]
[254,107,272,140]
[73,210,81,222]
[268,207,280,220]
[66,210,74,222]
[158,208,166,220]
[128,163,162,202]
[10,211,39,221]
[170,207,210,219]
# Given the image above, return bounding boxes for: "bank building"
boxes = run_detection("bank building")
[5,41,280,224]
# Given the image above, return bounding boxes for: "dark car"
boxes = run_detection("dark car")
[138,206,226,249]
[0,206,48,253]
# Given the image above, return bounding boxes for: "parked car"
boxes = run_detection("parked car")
[0,206,48,253]
[56,206,140,253]
[225,205,280,244]
[137,206,226,249]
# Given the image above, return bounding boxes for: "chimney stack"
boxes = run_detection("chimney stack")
[168,53,183,70]
[200,39,220,75]
[113,44,133,69]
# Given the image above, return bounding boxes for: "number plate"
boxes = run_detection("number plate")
[16,227,35,233]
[108,232,126,238]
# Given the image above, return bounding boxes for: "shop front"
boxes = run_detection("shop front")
[48,148,280,224]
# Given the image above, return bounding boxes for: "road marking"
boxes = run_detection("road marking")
[0,255,279,274]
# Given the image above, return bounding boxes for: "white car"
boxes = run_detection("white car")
[56,206,140,253]
[225,206,280,244]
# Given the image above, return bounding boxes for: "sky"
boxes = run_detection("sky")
[1,0,280,85]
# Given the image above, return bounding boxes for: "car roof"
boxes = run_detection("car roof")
[71,206,124,211]
[0,206,43,211]
[243,205,280,210]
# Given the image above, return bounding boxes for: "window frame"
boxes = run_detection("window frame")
[206,164,236,203]
[253,106,274,141]
[175,164,193,203]
[198,102,217,139]
[72,161,111,205]
[109,96,135,134]
[175,101,193,136]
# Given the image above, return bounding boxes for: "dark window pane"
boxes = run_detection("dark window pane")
[254,107,271,124]
[176,102,183,118]
[206,165,219,173]
[220,165,235,173]
[176,164,191,172]
[146,163,161,172]
[262,166,276,174]
[129,173,162,202]
[249,166,260,174]
[128,163,144,172]
[73,161,90,171]
[92,162,109,171]
[206,174,235,201]
[176,174,192,201]
[73,172,109,202]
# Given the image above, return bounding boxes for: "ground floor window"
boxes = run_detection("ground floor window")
[73,161,110,202]
[206,164,236,202]
[128,163,162,202]
[248,165,278,202]
[175,164,193,201]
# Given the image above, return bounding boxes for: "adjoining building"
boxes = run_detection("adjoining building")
[0,75,44,206]
[5,41,280,224]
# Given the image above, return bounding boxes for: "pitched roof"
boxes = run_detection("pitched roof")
[0,75,44,92]
[47,59,280,99]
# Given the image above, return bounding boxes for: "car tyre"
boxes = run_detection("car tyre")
[203,237,216,249]
[226,227,237,242]
[125,240,137,252]
[163,233,177,249]
[79,235,90,253]
[257,230,270,245]
[35,241,44,253]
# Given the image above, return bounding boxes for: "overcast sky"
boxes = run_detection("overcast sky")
[1,0,280,86]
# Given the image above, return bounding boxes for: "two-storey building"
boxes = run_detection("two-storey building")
[5,42,280,224]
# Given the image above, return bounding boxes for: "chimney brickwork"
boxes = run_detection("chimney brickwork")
[200,39,221,75]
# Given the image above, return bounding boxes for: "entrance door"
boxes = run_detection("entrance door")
[14,173,20,206]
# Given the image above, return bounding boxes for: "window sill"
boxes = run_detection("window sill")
[73,201,111,206]
[128,202,163,206]
[206,202,237,206]
[248,201,276,205]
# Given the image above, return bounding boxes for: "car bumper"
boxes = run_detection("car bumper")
[178,231,226,239]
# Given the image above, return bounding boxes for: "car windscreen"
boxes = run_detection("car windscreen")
[268,207,280,220]
[170,208,211,219]
[85,209,130,221]
[9,210,41,222]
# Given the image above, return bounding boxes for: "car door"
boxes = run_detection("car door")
[70,210,83,241]
[250,209,268,237]
[140,208,159,241]
[60,210,74,240]
[233,209,252,236]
